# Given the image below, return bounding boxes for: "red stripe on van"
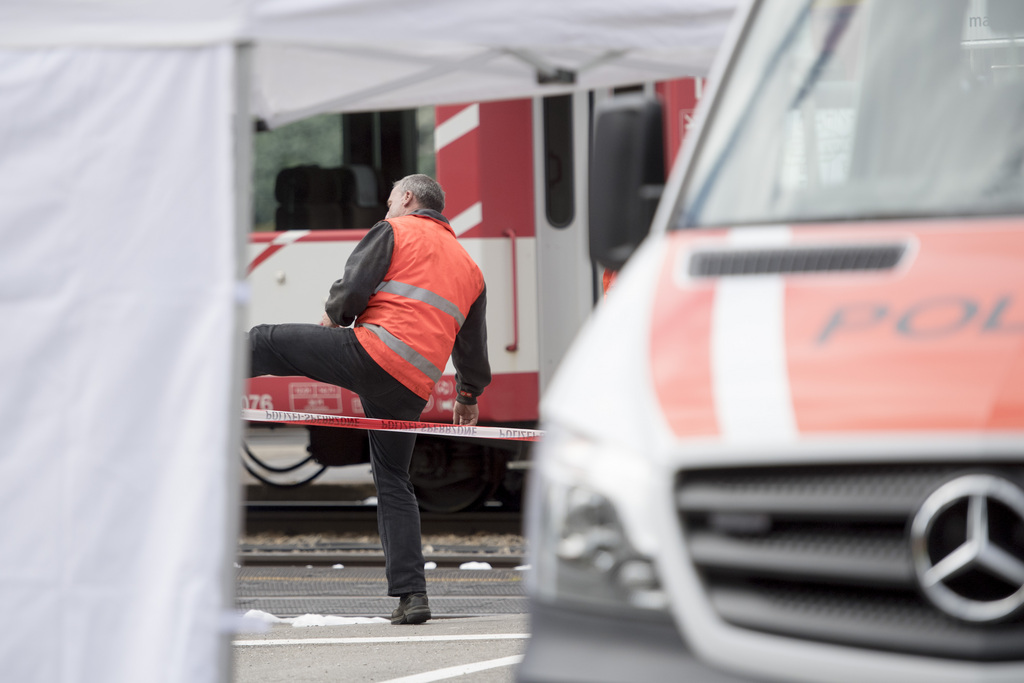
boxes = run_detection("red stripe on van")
[650,234,719,438]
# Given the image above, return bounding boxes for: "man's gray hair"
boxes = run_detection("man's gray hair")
[394,174,445,212]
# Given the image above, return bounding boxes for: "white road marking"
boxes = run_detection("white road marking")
[378,655,525,683]
[233,633,530,647]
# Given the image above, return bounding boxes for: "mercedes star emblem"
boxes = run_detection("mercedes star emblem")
[910,473,1024,623]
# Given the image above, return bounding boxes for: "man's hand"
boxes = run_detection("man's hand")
[320,311,339,328]
[453,402,479,426]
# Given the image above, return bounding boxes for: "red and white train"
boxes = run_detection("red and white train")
[243,78,703,511]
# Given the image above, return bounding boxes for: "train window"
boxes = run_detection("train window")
[542,95,575,228]
[253,108,433,232]
[253,113,342,232]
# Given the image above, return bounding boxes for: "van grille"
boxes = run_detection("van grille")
[676,464,1024,661]
[688,244,904,277]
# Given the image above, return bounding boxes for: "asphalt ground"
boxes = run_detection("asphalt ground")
[234,614,529,683]
[236,566,528,618]
[234,565,530,681]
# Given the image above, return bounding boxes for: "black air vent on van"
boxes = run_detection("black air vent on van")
[688,244,905,277]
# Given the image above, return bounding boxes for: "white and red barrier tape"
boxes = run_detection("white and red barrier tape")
[242,409,544,442]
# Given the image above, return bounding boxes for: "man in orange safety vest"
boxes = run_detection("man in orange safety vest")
[248,174,491,624]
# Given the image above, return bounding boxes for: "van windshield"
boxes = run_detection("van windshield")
[674,0,1024,229]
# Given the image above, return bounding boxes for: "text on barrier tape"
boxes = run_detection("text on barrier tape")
[242,409,544,442]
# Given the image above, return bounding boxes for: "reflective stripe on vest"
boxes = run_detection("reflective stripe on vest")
[360,323,443,383]
[374,280,467,328]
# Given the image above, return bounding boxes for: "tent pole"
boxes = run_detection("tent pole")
[220,40,254,683]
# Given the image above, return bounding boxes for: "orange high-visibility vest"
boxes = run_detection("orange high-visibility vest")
[354,214,485,399]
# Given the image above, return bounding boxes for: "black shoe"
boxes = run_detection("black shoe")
[391,592,431,625]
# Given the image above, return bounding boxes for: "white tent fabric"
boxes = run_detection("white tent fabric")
[0,46,238,682]
[0,0,243,45]
[249,0,736,125]
[0,1,736,682]
[250,41,723,127]
[0,0,736,126]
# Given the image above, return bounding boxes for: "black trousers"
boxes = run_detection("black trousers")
[249,323,428,596]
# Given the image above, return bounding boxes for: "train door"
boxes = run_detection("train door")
[533,92,600,393]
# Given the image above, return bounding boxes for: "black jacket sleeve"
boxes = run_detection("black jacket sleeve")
[452,286,491,404]
[324,222,394,326]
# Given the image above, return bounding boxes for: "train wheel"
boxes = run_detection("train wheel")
[409,438,501,513]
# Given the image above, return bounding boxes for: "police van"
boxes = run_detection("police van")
[520,1,1024,681]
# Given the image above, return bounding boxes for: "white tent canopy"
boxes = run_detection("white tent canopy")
[0,1,736,682]
[0,0,735,125]
[248,0,735,125]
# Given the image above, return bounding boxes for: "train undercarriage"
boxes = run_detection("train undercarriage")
[242,425,531,513]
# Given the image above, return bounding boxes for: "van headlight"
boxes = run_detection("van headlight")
[525,427,668,613]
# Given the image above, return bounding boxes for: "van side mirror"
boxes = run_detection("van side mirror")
[589,95,665,271]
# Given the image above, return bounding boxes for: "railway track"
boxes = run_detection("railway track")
[241,501,526,568]
[245,501,523,535]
